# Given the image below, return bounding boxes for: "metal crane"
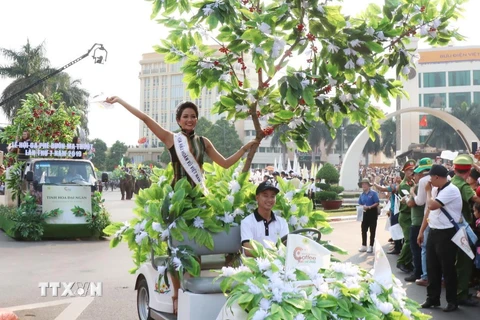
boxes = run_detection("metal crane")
[0,43,108,108]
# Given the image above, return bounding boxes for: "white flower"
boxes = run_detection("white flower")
[272,37,286,59]
[246,92,256,104]
[366,27,375,36]
[134,222,142,234]
[255,47,265,55]
[294,315,305,320]
[157,175,167,186]
[221,213,235,224]
[135,231,148,244]
[256,257,271,271]
[157,266,166,274]
[376,31,385,40]
[235,104,249,113]
[328,76,337,87]
[193,216,204,229]
[258,22,271,35]
[229,180,241,194]
[350,40,361,49]
[168,221,176,229]
[402,66,410,75]
[345,21,352,28]
[161,228,170,240]
[152,222,163,232]
[327,43,340,53]
[429,30,437,38]
[419,25,428,36]
[172,257,183,271]
[219,73,230,82]
[300,79,309,89]
[317,4,325,14]
[285,191,294,201]
[433,18,441,28]
[202,5,214,16]
[289,216,298,226]
[299,39,306,46]
[168,204,173,212]
[369,282,383,295]
[290,204,298,212]
[345,60,355,69]
[245,279,262,294]
[226,194,235,204]
[233,208,244,217]
[356,57,365,66]
[376,301,394,314]
[299,215,309,226]
[369,79,377,86]
[199,59,215,69]
[288,118,303,130]
[252,309,269,320]
[333,103,340,112]
[259,298,271,311]
[189,45,200,55]
[168,191,174,199]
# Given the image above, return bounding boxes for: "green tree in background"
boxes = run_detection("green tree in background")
[204,118,242,160]
[106,140,128,171]
[90,138,107,171]
[0,40,90,133]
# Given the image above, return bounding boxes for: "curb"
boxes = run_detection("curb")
[327,215,358,222]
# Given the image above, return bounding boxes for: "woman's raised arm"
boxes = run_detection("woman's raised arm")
[105,96,174,148]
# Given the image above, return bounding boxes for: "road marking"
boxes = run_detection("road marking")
[4,297,94,320]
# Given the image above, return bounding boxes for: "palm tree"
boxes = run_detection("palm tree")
[380,118,396,158]
[0,40,50,118]
[0,40,90,132]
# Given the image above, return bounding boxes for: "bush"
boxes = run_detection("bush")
[316,182,329,190]
[316,163,339,185]
[330,185,344,194]
[315,191,339,201]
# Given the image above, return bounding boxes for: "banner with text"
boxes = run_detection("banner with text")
[43,185,92,224]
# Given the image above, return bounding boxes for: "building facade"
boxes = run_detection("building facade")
[416,46,480,143]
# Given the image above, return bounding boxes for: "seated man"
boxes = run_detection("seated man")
[64,167,83,182]
[241,180,289,256]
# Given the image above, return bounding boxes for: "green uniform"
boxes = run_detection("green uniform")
[396,179,412,266]
[450,175,475,301]
[411,185,425,227]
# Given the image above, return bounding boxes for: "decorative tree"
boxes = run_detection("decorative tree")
[151,0,464,172]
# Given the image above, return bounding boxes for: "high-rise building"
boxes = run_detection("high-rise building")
[416,45,480,143]
[138,52,223,148]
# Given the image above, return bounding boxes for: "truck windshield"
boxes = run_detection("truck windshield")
[33,161,96,185]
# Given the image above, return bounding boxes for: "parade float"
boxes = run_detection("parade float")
[104,0,465,318]
[0,93,111,240]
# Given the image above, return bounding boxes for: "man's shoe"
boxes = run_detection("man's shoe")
[366,246,373,253]
[442,303,458,312]
[415,279,428,287]
[387,249,400,255]
[458,298,479,306]
[421,300,440,308]
[404,274,418,282]
[358,246,367,252]
[397,264,413,273]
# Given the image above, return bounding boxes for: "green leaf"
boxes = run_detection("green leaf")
[277,110,294,119]
[286,88,298,107]
[220,96,236,109]
[365,41,383,53]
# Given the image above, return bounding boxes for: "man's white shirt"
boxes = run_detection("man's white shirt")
[241,210,289,248]
[427,182,462,229]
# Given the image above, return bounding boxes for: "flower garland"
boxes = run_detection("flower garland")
[104,161,343,275]
[218,240,430,320]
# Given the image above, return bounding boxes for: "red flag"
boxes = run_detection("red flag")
[419,115,428,127]
[138,137,147,144]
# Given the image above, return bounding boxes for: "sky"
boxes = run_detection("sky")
[0,0,479,147]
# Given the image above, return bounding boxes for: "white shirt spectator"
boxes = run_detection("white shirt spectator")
[427,182,462,229]
[241,210,289,248]
[414,174,429,212]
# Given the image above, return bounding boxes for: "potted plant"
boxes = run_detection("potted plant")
[316,163,344,210]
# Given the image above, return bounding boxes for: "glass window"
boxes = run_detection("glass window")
[423,72,446,87]
[418,73,422,88]
[448,70,470,86]
[473,71,480,85]
[474,92,480,104]
[418,94,422,107]
[449,92,471,108]
[423,93,446,108]
[34,160,96,185]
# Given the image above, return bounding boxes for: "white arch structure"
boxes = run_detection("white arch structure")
[339,107,479,191]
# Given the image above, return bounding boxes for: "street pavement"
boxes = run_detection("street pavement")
[1,191,479,319]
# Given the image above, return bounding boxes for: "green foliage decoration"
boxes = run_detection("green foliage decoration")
[104,161,345,275]
[316,163,343,201]
[148,0,465,170]
[10,193,62,241]
[218,239,431,320]
[72,191,111,234]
